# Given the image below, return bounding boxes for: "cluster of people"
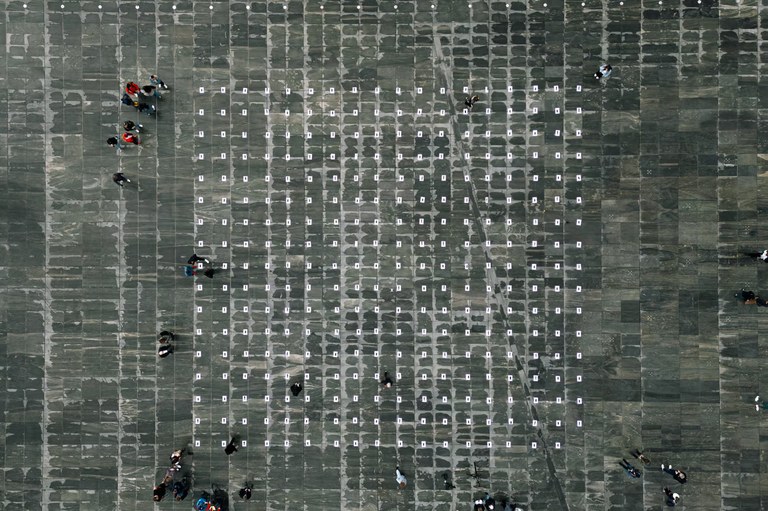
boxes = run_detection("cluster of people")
[106,74,169,187]
[193,486,228,511]
[153,449,189,501]
[616,450,687,506]
[120,75,167,115]
[660,462,686,506]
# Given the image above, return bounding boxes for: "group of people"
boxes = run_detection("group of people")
[153,449,189,502]
[616,450,686,506]
[107,75,169,187]
[473,492,519,510]
[120,75,167,116]
[661,462,686,506]
[152,446,254,506]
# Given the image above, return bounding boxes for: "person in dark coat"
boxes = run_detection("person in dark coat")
[112,173,130,187]
[153,484,166,501]
[738,289,757,304]
[187,253,210,265]
[141,84,161,99]
[121,93,135,106]
[158,344,174,358]
[172,477,189,501]
[137,102,156,116]
[290,382,303,396]
[225,437,238,455]
[239,483,252,500]
[123,120,142,133]
[631,449,650,464]
[107,136,123,152]
[745,249,768,261]
[619,459,641,478]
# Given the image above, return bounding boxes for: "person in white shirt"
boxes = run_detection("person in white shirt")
[395,467,407,489]
[594,64,612,79]
[745,249,768,261]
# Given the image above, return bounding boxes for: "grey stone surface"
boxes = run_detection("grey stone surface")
[0,0,766,510]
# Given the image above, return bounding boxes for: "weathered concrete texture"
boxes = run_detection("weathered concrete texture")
[0,0,765,509]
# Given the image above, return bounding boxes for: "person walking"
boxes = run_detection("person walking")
[187,253,210,265]
[442,473,456,490]
[737,289,757,304]
[137,102,156,116]
[158,343,174,358]
[162,466,177,485]
[395,466,407,489]
[150,74,169,89]
[141,84,161,99]
[225,436,239,455]
[661,463,687,483]
[464,95,479,109]
[173,477,189,501]
[169,448,184,467]
[123,120,143,133]
[112,173,130,187]
[619,459,641,478]
[745,249,768,262]
[121,92,136,107]
[121,131,140,145]
[125,81,141,96]
[290,382,303,396]
[107,136,123,153]
[238,483,253,500]
[594,64,612,79]
[381,371,394,388]
[631,449,651,464]
[662,487,680,506]
[153,484,167,502]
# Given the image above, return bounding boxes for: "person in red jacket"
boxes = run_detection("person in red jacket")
[121,132,139,145]
[125,81,140,95]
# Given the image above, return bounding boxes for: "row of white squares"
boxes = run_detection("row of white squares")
[192,395,581,405]
[196,85,581,95]
[193,439,576,449]
[190,153,584,162]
